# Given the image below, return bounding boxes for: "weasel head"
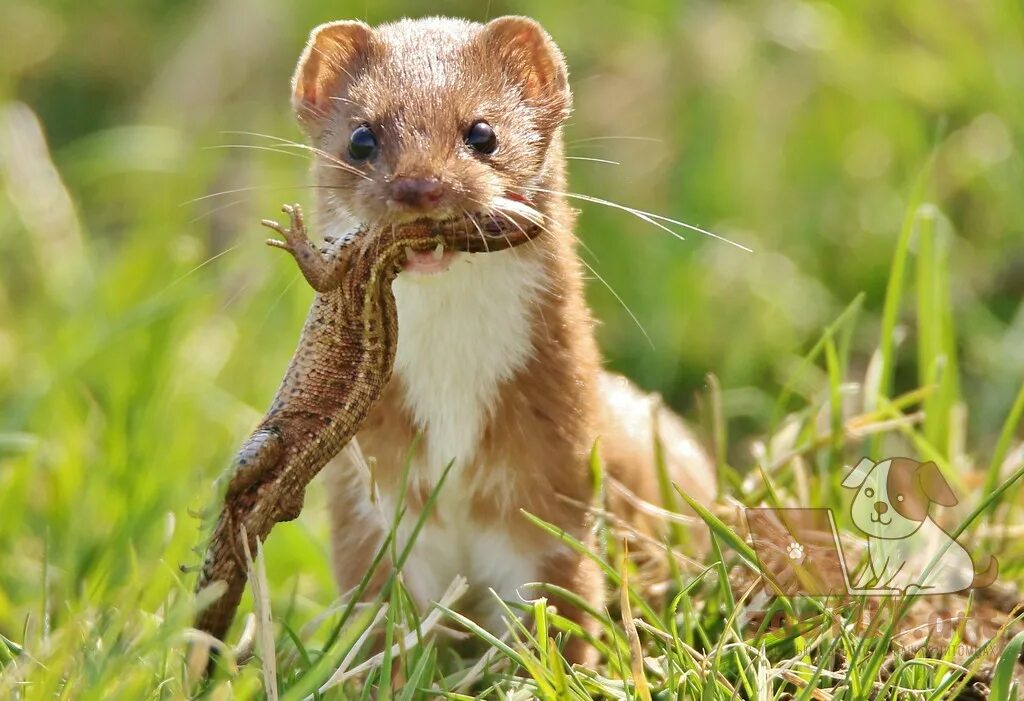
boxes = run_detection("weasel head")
[290,16,571,271]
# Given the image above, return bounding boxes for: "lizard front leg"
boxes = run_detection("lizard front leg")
[262,203,350,292]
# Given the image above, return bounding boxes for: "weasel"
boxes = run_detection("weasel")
[288,15,715,664]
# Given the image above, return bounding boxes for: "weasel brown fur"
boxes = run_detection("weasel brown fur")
[290,15,715,664]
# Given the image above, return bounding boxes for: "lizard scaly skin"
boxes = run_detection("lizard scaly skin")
[193,204,542,641]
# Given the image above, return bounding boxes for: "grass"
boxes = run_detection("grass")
[2,1,1024,698]
[2,168,1023,698]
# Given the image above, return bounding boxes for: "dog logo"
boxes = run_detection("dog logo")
[842,457,997,595]
[745,457,997,597]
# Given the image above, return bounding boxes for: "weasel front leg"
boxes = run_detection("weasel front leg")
[262,203,350,292]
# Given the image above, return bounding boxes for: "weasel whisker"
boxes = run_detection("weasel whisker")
[516,185,753,253]
[492,202,650,348]
[206,143,309,160]
[478,205,525,264]
[157,244,241,295]
[181,184,339,207]
[565,156,621,166]
[580,257,654,350]
[566,135,663,145]
[209,143,372,180]
[460,205,492,255]
[221,130,372,181]
[516,184,684,243]
[188,196,248,225]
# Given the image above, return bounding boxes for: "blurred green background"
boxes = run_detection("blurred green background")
[0,0,1022,655]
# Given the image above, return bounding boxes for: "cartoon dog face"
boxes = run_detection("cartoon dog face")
[842,458,957,539]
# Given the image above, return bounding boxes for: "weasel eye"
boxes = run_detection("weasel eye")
[465,121,498,154]
[864,488,875,498]
[348,125,378,161]
[896,494,904,502]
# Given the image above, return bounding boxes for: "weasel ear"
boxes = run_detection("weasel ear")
[291,20,372,130]
[842,458,875,489]
[481,16,570,111]
[918,461,958,506]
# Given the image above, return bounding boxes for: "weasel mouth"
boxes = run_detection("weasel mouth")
[398,203,542,275]
[402,242,456,274]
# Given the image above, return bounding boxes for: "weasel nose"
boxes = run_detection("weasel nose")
[873,501,888,514]
[389,177,445,210]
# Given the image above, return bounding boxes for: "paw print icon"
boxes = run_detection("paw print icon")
[787,540,805,562]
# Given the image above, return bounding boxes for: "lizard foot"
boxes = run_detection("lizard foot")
[262,204,347,292]
[263,203,307,249]
[277,491,306,522]
[225,427,283,499]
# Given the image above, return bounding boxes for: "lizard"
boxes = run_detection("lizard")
[192,203,543,642]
